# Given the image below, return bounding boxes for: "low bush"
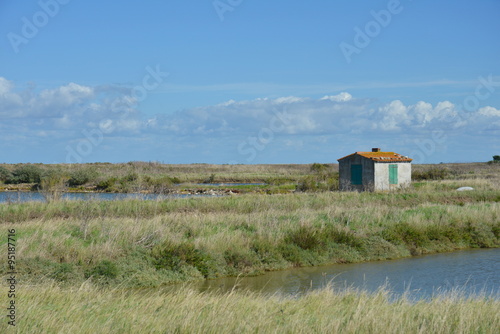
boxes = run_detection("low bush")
[142,175,177,193]
[85,260,119,280]
[381,222,429,248]
[122,172,139,182]
[68,168,98,187]
[202,173,216,183]
[296,175,338,192]
[96,177,118,191]
[266,177,294,185]
[7,165,44,184]
[285,225,364,252]
[50,263,76,282]
[310,163,331,173]
[39,169,67,202]
[487,155,500,164]
[0,166,12,182]
[224,248,257,272]
[151,241,217,278]
[412,167,450,180]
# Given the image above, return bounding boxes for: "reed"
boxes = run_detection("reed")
[1,190,498,288]
[1,284,498,333]
[1,162,499,332]
[1,161,498,192]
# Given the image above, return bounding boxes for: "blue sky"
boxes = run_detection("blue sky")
[1,0,499,164]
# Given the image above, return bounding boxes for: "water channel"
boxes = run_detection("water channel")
[0,191,208,203]
[2,191,498,300]
[191,248,499,300]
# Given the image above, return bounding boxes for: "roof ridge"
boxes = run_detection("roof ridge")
[338,151,412,162]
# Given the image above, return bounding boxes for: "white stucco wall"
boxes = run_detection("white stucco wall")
[373,162,411,191]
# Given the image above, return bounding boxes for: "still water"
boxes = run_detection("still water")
[0,191,209,203]
[192,248,500,300]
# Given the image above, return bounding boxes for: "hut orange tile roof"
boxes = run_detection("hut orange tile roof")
[338,151,412,162]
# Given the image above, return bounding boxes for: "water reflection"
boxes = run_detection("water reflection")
[0,191,212,203]
[192,249,500,300]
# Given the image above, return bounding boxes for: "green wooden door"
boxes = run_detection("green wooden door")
[389,164,398,184]
[351,164,362,185]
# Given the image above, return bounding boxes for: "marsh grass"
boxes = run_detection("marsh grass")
[1,162,498,198]
[1,162,499,332]
[1,188,498,288]
[1,284,498,333]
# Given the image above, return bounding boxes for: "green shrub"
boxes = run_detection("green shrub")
[285,225,363,251]
[152,241,217,278]
[170,176,181,184]
[326,176,339,191]
[296,175,338,192]
[50,263,75,282]
[463,221,497,248]
[0,166,12,182]
[310,163,330,173]
[203,173,216,184]
[296,176,322,192]
[285,226,322,250]
[266,177,293,185]
[381,223,429,248]
[96,177,118,191]
[123,172,139,182]
[250,239,285,265]
[425,224,461,243]
[85,260,118,279]
[412,167,450,180]
[68,168,98,186]
[278,243,319,266]
[7,165,44,184]
[224,249,256,271]
[38,169,67,201]
[142,175,176,193]
[489,155,500,163]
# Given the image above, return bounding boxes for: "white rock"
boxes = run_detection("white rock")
[457,187,474,191]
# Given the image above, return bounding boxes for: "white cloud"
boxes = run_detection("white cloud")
[39,82,94,106]
[411,101,434,125]
[274,96,307,104]
[376,100,410,131]
[0,78,141,134]
[320,92,352,102]
[0,77,498,163]
[144,93,500,139]
[478,106,500,117]
[1,78,498,140]
[0,77,14,95]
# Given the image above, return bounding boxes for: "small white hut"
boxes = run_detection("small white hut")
[337,148,412,191]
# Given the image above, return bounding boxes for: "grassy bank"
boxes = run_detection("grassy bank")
[1,285,498,333]
[1,161,498,194]
[1,187,498,288]
[1,163,499,332]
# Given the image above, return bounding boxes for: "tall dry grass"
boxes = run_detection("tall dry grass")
[1,161,496,191]
[1,284,498,333]
[1,188,498,288]
[0,163,499,333]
